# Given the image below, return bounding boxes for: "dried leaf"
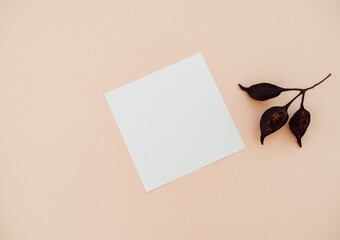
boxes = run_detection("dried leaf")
[260,106,289,144]
[239,83,284,101]
[289,107,311,147]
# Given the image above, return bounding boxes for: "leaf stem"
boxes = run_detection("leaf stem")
[283,73,331,92]
[284,73,331,109]
[300,92,305,108]
[283,88,302,91]
[304,73,331,91]
[286,92,302,108]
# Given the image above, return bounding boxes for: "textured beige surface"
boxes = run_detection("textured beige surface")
[1,0,340,239]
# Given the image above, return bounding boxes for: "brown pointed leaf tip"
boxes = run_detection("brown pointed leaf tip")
[289,107,311,147]
[260,106,289,144]
[238,83,284,101]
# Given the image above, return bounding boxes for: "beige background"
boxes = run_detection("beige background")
[1,0,340,239]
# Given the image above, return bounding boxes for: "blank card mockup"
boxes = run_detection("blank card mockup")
[105,53,245,192]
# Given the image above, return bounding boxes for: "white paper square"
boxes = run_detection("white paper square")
[105,53,245,192]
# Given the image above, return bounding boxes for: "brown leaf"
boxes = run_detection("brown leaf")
[239,83,284,101]
[260,106,289,144]
[289,107,311,147]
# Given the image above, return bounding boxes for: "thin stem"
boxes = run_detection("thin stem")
[304,73,331,91]
[283,88,302,91]
[282,73,331,92]
[285,92,302,108]
[284,73,330,109]
[300,92,305,108]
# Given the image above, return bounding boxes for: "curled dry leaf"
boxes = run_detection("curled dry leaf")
[289,95,311,147]
[238,83,285,101]
[260,106,289,144]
